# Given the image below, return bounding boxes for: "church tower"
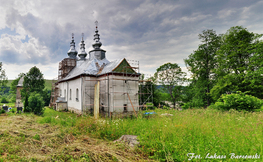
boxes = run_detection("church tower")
[89,21,106,60]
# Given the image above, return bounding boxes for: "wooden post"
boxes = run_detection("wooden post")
[127,93,137,117]
[94,81,100,119]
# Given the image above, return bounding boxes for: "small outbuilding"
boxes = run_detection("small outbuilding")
[16,75,24,108]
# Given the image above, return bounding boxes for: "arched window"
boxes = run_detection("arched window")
[76,88,79,101]
[70,89,72,100]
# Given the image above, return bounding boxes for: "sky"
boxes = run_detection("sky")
[0,0,263,80]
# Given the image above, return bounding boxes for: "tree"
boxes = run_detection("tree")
[211,26,263,100]
[24,94,30,112]
[42,88,51,106]
[21,66,45,98]
[21,66,45,113]
[184,29,221,107]
[155,63,186,108]
[28,92,45,115]
[0,62,8,87]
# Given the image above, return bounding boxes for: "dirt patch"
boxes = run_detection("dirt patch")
[0,114,155,161]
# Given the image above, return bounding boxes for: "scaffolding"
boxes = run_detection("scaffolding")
[82,59,153,117]
[49,77,59,108]
[50,58,76,108]
[58,58,76,81]
[139,76,153,109]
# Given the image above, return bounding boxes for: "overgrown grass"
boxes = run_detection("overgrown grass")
[38,109,78,127]
[36,108,263,161]
[1,110,149,161]
[1,107,263,161]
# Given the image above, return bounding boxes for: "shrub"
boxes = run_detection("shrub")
[1,97,9,103]
[146,102,155,110]
[11,109,15,113]
[0,109,5,114]
[10,96,16,103]
[209,91,263,111]
[28,93,45,115]
[24,95,30,112]
[163,105,170,110]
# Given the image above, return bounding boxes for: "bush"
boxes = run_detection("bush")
[1,97,9,103]
[209,91,263,111]
[24,94,30,112]
[163,105,170,110]
[0,109,5,114]
[28,93,45,115]
[146,103,155,110]
[11,109,15,113]
[10,96,16,103]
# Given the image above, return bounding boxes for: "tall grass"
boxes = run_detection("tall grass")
[38,108,263,161]
[38,109,77,127]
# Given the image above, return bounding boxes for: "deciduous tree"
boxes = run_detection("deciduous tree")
[155,63,186,108]
[21,66,45,96]
[184,29,221,107]
[0,62,8,87]
[211,26,263,100]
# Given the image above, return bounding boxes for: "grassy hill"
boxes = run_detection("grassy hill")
[44,80,54,90]
[6,80,14,87]
[6,79,55,90]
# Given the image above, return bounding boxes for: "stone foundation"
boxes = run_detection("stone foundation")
[68,107,82,114]
[56,102,67,111]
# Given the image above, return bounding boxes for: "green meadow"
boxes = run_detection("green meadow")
[1,108,262,161]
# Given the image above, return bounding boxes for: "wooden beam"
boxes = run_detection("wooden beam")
[94,81,100,119]
[127,93,137,117]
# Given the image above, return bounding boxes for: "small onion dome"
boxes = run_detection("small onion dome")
[78,36,87,60]
[92,26,102,49]
[68,34,78,59]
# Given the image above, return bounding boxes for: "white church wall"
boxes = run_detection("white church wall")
[67,78,82,114]
[57,74,139,117]
[58,82,67,99]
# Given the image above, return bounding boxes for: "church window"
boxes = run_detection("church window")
[70,89,72,100]
[76,88,79,101]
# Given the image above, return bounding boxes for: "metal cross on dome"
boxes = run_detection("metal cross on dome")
[95,21,98,29]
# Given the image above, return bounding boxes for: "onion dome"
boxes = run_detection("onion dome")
[78,33,87,60]
[89,21,106,60]
[67,33,78,59]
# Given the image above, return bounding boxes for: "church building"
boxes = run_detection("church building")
[52,23,140,117]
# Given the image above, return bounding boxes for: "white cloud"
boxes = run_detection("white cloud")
[0,0,263,80]
[3,62,58,80]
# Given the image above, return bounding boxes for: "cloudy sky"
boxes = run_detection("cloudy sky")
[0,0,263,79]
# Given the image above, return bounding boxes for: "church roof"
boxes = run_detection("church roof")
[60,58,137,82]
[59,21,139,82]
[17,75,24,87]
